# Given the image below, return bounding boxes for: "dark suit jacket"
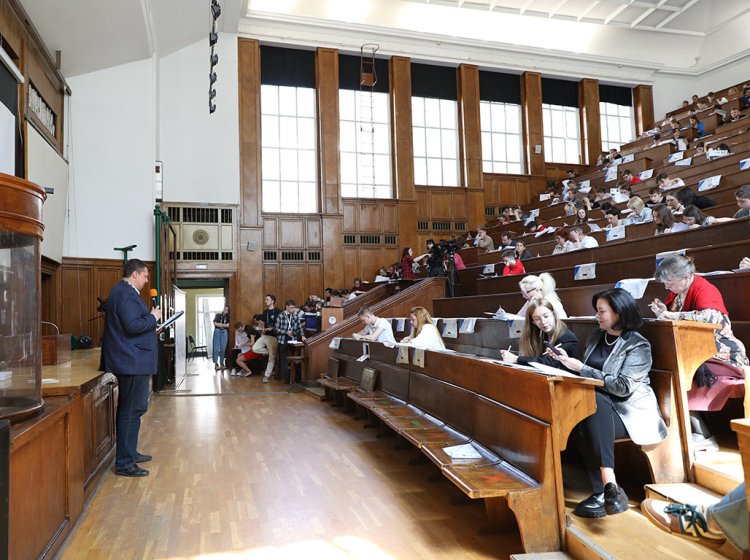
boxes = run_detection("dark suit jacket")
[101,279,158,375]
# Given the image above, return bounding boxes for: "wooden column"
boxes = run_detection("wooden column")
[237,38,264,312]
[520,72,545,177]
[457,64,485,229]
[391,56,418,252]
[633,84,654,136]
[316,47,345,291]
[578,79,601,166]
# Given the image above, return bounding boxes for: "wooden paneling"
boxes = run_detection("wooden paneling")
[578,78,601,166]
[457,64,485,228]
[483,173,547,209]
[307,219,321,248]
[383,204,398,232]
[416,191,430,218]
[280,264,307,306]
[634,84,655,136]
[263,218,277,247]
[322,215,344,289]
[279,218,305,247]
[430,192,453,219]
[344,248,358,288]
[262,264,280,299]
[358,203,385,232]
[521,72,545,176]
[316,47,342,215]
[238,38,263,228]
[343,203,357,232]
[307,264,323,297]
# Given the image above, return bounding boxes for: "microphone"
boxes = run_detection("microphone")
[149,289,159,309]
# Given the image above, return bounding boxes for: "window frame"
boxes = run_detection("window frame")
[542,103,582,165]
[411,96,460,187]
[479,100,524,175]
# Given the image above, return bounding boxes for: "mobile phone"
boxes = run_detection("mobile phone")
[544,342,561,356]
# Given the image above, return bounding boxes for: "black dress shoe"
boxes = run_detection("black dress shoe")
[115,464,150,477]
[574,493,606,518]
[135,453,152,463]
[604,482,629,515]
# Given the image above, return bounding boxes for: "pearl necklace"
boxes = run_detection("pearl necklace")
[604,332,619,346]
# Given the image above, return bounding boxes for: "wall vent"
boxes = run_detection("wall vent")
[182,251,220,260]
[432,221,452,231]
[164,204,237,262]
[384,235,397,245]
[417,221,429,230]
[308,251,321,261]
[183,207,219,223]
[263,251,278,261]
[454,222,467,231]
[168,207,181,222]
[360,235,380,244]
[343,234,356,244]
[281,251,305,261]
[485,207,497,216]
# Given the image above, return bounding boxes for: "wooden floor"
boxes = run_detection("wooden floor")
[57,359,522,559]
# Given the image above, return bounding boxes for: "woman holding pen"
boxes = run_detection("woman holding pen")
[499,299,577,368]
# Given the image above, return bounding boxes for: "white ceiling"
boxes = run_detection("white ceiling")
[396,0,750,35]
[18,0,247,77]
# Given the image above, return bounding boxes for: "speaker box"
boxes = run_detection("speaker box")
[0,419,9,560]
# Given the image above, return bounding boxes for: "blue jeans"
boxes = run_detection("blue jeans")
[115,374,150,469]
[212,328,228,366]
[709,482,747,551]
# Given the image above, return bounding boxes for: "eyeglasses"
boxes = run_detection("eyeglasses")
[521,287,540,298]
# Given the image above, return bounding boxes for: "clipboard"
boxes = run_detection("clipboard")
[158,310,184,330]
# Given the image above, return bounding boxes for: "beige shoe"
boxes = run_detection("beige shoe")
[641,499,725,548]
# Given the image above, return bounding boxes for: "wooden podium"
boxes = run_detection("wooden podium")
[42,334,71,366]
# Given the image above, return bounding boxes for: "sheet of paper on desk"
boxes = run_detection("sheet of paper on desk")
[621,154,634,163]
[698,175,721,191]
[442,318,458,338]
[655,248,687,269]
[397,318,406,332]
[697,271,735,277]
[329,337,341,349]
[431,317,439,326]
[41,378,60,384]
[639,169,654,180]
[540,193,551,201]
[459,318,477,333]
[588,222,602,232]
[356,354,369,362]
[615,278,652,299]
[483,264,495,275]
[443,443,482,460]
[674,157,692,166]
[740,158,750,171]
[412,348,425,368]
[528,362,580,379]
[495,312,524,321]
[397,345,409,364]
[605,166,618,182]
[606,225,625,241]
[508,320,524,339]
[574,263,596,281]
[668,151,684,163]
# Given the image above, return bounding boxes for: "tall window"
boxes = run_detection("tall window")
[600,102,635,151]
[339,90,392,198]
[412,96,459,187]
[480,101,524,174]
[261,85,318,213]
[542,103,582,164]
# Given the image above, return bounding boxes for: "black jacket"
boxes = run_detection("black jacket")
[517,330,579,369]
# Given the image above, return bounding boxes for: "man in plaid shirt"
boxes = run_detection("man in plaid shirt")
[275,299,307,384]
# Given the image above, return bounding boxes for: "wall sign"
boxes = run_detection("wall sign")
[29,85,55,137]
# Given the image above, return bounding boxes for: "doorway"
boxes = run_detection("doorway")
[177,280,228,361]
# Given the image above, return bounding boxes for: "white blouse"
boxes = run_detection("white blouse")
[409,324,446,350]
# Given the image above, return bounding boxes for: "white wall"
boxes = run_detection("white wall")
[65,58,155,260]
[158,33,239,204]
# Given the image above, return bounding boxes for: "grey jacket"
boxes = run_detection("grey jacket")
[580,330,667,446]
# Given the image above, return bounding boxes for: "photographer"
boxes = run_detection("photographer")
[425,239,446,277]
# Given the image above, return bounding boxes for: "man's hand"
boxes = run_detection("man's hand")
[151,307,162,321]
[301,336,307,343]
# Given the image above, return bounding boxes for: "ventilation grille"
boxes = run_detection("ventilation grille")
[281,251,305,261]
[432,221,452,231]
[417,221,429,230]
[168,207,180,222]
[169,251,180,260]
[264,251,278,261]
[308,251,321,261]
[384,235,397,245]
[221,209,233,224]
[182,251,220,260]
[360,235,380,244]
[485,207,497,216]
[344,234,356,244]
[183,207,219,223]
[454,222,466,231]
[221,252,233,261]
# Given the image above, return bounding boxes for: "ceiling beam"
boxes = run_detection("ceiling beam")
[519,0,535,16]
[578,0,600,21]
[548,0,569,18]
[604,1,633,25]
[655,0,699,29]
[630,0,668,27]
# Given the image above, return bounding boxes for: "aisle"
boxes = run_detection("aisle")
[57,361,519,559]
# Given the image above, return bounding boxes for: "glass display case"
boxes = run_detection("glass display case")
[0,175,46,422]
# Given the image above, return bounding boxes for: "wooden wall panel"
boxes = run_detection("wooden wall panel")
[343,203,357,232]
[579,79,601,166]
[316,48,342,215]
[344,248,358,287]
[383,204,398,232]
[521,72,545,176]
[307,264,323,297]
[306,219,321,248]
[359,249,387,281]
[322,216,344,289]
[358,203,383,232]
[430,192,453,219]
[263,218,277,247]
[60,266,92,338]
[452,192,467,220]
[417,191,431,218]
[280,265,306,306]
[634,84,655,135]
[457,64,485,228]
[279,219,305,248]
[262,264,280,300]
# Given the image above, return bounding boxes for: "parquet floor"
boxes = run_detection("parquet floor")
[57,360,521,559]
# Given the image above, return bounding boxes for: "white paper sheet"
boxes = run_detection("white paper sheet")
[459,317,477,334]
[588,222,602,232]
[574,263,596,281]
[698,175,721,191]
[655,248,687,269]
[443,443,482,459]
[615,278,652,299]
[612,192,629,204]
[621,154,635,163]
[639,169,654,180]
[412,348,425,368]
[674,157,692,166]
[540,193,551,201]
[483,264,496,275]
[397,318,406,332]
[606,225,626,241]
[397,345,409,364]
[605,165,619,182]
[329,337,341,349]
[740,158,750,171]
[668,151,684,163]
[442,319,458,339]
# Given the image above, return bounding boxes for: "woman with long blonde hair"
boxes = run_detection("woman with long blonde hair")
[401,306,445,350]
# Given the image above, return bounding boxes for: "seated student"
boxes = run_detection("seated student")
[604,208,622,229]
[552,228,575,254]
[563,201,577,217]
[570,226,599,250]
[647,187,666,207]
[671,128,689,151]
[641,482,747,552]
[651,255,748,450]
[592,187,611,208]
[374,267,390,282]
[235,320,263,377]
[566,169,578,180]
[657,172,685,191]
[622,169,641,185]
[722,107,746,125]
[688,115,705,137]
[498,231,515,250]
[681,205,716,228]
[596,151,609,166]
[607,148,622,162]
[733,184,750,218]
[652,204,676,235]
[514,240,531,261]
[475,227,495,251]
[618,183,633,198]
[664,192,685,214]
[691,94,699,103]
[740,257,750,269]
[740,85,750,109]
[693,141,706,156]
[622,196,653,225]
[496,272,568,319]
[400,306,445,350]
[499,299,577,368]
[527,220,546,235]
[575,207,591,224]
[351,277,364,292]
[563,179,578,202]
[551,288,667,518]
[680,100,690,108]
[674,187,714,212]
[500,249,525,276]
[352,306,396,344]
[228,322,251,375]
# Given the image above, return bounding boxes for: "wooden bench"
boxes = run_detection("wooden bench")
[331,338,600,553]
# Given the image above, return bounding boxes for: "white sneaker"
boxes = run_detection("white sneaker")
[263,376,270,384]
[229,369,237,376]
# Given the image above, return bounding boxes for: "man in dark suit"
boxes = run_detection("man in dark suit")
[101,259,161,477]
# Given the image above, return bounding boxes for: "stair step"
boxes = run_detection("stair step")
[304,385,326,401]
[644,482,723,506]
[565,504,727,560]
[694,450,743,495]
[510,553,574,560]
